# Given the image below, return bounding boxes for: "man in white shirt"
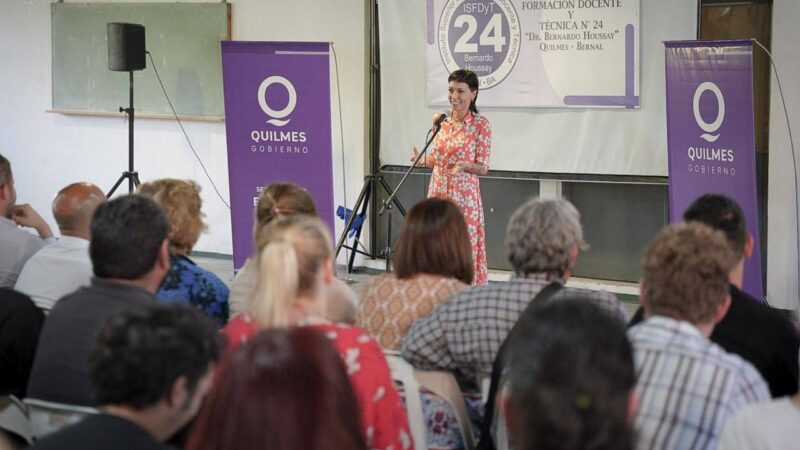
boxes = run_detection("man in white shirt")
[15,182,106,311]
[0,153,54,288]
[719,354,800,450]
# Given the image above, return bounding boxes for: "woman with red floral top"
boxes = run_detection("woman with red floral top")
[221,215,412,450]
[412,69,491,285]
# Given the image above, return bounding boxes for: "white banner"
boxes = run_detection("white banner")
[426,0,640,108]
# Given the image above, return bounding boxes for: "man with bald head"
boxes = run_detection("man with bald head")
[15,182,106,311]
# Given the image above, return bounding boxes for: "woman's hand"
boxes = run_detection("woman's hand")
[448,161,488,176]
[449,161,468,175]
[411,147,421,165]
[411,147,431,168]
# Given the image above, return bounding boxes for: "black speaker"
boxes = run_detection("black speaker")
[107,23,146,72]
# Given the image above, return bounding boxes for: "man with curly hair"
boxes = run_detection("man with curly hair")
[630,222,769,450]
[29,303,219,450]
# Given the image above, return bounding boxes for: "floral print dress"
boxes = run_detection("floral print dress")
[222,315,413,450]
[429,112,491,285]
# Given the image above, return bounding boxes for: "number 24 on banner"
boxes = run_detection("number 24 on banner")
[438,0,521,89]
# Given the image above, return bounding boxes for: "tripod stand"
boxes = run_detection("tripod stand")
[107,70,141,197]
[335,174,407,273]
[335,120,443,272]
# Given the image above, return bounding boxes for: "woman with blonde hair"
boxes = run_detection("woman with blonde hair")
[228,182,356,323]
[138,179,229,326]
[222,215,412,450]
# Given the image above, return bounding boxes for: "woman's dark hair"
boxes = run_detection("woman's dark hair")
[683,193,747,258]
[507,299,635,450]
[393,198,473,284]
[186,328,367,450]
[448,69,480,114]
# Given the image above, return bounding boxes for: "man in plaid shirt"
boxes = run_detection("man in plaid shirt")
[401,198,626,390]
[630,223,769,450]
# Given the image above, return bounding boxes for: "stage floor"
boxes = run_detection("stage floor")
[191,253,644,318]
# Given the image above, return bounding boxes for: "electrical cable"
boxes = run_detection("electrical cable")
[753,39,797,309]
[146,51,231,209]
[330,43,351,268]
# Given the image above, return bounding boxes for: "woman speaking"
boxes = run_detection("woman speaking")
[412,69,491,285]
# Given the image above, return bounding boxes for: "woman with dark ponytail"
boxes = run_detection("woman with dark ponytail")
[411,69,491,285]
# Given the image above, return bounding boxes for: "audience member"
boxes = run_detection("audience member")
[138,179,229,326]
[0,289,44,399]
[356,197,474,450]
[229,182,356,323]
[718,358,800,449]
[357,198,473,448]
[506,299,636,450]
[0,154,54,287]
[29,303,220,450]
[26,195,171,407]
[402,198,626,390]
[357,197,472,350]
[187,327,367,450]
[15,182,106,311]
[222,215,412,450]
[0,290,42,447]
[630,194,799,397]
[630,222,769,450]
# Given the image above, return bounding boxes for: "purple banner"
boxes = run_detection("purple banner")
[665,40,763,300]
[222,42,334,270]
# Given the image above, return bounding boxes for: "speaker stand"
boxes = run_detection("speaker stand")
[107,70,141,197]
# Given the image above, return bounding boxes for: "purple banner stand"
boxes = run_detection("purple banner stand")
[222,42,334,270]
[665,40,763,300]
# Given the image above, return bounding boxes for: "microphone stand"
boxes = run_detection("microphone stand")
[379,121,444,270]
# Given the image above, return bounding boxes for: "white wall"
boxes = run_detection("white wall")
[0,0,366,257]
[767,0,800,310]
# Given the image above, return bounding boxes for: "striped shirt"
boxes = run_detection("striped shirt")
[629,316,770,450]
[402,272,627,389]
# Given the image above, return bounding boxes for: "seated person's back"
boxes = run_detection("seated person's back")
[29,303,219,450]
[15,182,106,311]
[630,194,799,397]
[0,153,54,288]
[402,198,627,389]
[26,195,171,406]
[357,198,472,350]
[630,223,769,450]
[0,288,44,398]
[138,179,230,326]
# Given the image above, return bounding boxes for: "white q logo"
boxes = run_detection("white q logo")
[693,82,725,143]
[258,76,296,127]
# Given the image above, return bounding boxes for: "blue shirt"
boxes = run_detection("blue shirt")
[157,255,229,327]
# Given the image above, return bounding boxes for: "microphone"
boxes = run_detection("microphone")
[433,111,448,127]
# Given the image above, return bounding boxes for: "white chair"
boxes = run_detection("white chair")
[384,350,475,450]
[0,395,31,445]
[23,398,98,440]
